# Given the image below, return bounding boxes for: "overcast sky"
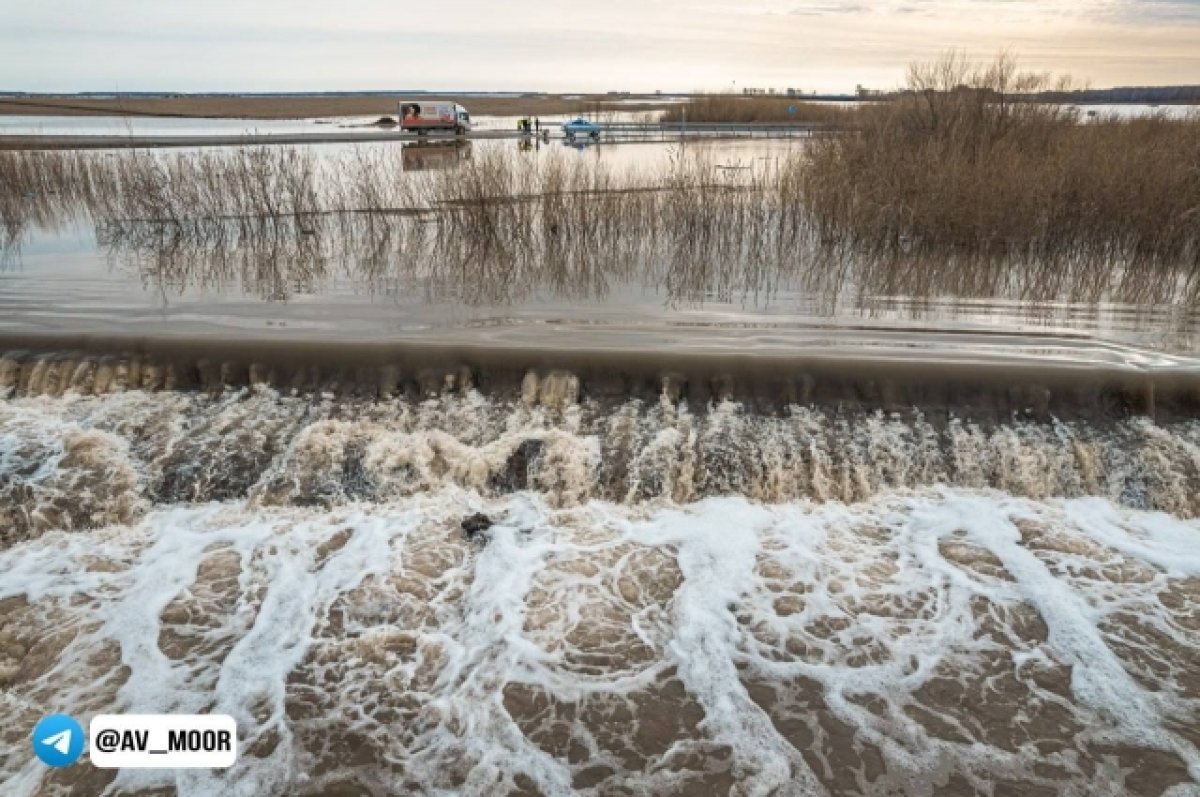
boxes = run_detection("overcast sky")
[2,1,1198,93]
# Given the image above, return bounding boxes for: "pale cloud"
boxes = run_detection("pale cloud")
[0,0,1196,93]
[774,0,1191,19]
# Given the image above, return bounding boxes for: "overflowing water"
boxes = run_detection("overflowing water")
[0,376,1198,794]
[3,381,1200,541]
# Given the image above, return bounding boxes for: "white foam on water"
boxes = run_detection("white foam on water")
[1,485,1198,795]
[628,500,823,793]
[3,386,1200,793]
[1060,497,1200,577]
[915,494,1189,761]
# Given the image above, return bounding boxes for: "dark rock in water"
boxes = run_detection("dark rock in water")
[461,513,493,537]
[339,441,376,501]
[491,439,544,493]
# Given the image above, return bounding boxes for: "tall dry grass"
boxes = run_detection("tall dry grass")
[801,53,1200,296]
[0,144,791,302]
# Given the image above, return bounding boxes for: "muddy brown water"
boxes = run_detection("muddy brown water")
[1,140,1199,796]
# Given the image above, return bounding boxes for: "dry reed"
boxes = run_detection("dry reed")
[800,53,1200,299]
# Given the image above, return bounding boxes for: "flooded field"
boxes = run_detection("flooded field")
[3,138,1198,356]
[2,129,1200,796]
[0,102,1189,138]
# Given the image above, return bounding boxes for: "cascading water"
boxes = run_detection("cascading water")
[2,360,1199,795]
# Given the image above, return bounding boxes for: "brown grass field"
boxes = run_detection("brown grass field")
[800,53,1200,273]
[0,94,674,120]
[660,95,851,125]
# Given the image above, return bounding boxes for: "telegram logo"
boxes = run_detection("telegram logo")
[33,714,85,767]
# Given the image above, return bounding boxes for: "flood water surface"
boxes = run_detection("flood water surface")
[2,136,1200,796]
[2,139,1199,363]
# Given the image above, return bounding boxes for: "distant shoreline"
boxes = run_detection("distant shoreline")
[0,94,681,120]
[0,89,1196,120]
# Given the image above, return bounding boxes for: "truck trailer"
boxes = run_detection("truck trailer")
[398,101,471,135]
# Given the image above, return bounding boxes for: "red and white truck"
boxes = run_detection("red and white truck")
[398,101,472,135]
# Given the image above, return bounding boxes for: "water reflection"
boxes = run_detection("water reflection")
[77,211,1197,350]
[2,145,1199,354]
[401,141,473,172]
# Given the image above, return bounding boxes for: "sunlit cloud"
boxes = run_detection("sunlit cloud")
[771,0,1193,19]
[0,0,1196,93]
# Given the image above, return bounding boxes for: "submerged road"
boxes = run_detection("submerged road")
[0,130,520,150]
[0,123,828,150]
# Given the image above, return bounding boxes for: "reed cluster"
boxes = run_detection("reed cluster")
[50,146,796,303]
[800,53,1200,296]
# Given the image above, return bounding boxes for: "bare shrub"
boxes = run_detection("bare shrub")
[800,52,1200,299]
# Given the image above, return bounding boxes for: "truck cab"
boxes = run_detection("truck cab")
[455,105,471,134]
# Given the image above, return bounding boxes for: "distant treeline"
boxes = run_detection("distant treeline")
[4,87,1197,104]
[1036,86,1200,105]
[876,85,1200,105]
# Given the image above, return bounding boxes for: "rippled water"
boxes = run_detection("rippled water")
[4,384,1200,538]
[4,138,1200,363]
[3,470,1200,794]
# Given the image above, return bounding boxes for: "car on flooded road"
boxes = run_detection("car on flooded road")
[562,117,602,141]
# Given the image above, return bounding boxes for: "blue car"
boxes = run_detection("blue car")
[562,117,602,141]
